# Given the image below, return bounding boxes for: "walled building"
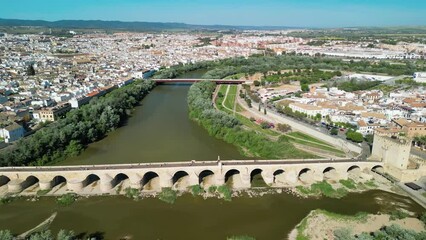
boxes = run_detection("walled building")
[36,103,71,122]
[371,128,426,182]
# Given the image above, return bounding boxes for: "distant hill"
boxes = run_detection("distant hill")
[0,18,294,31]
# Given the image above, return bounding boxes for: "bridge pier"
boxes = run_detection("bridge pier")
[130,181,142,189]
[7,179,24,193]
[285,170,298,185]
[100,175,114,193]
[188,174,199,186]
[240,174,251,189]
[215,175,225,186]
[39,181,53,191]
[160,177,173,188]
[67,179,84,192]
[261,172,274,186]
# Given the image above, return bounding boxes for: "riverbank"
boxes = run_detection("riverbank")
[290,209,426,240]
[188,81,315,159]
[0,80,156,167]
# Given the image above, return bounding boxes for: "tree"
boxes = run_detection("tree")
[346,131,364,143]
[253,80,260,86]
[301,84,309,92]
[0,230,13,240]
[29,230,53,240]
[57,229,75,240]
[26,64,36,76]
[277,123,291,133]
[334,228,353,240]
[364,134,374,144]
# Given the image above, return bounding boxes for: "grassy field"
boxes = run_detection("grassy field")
[287,132,333,147]
[216,85,344,155]
[223,85,238,110]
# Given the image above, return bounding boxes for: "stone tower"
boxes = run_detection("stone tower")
[370,130,411,170]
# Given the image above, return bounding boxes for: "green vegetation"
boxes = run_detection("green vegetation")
[0,230,13,240]
[336,79,382,92]
[335,224,426,240]
[346,130,364,143]
[227,236,256,240]
[0,229,84,240]
[364,180,377,188]
[389,210,410,220]
[419,212,426,225]
[208,185,217,193]
[217,185,232,201]
[159,187,177,204]
[189,81,314,159]
[396,77,426,87]
[287,132,332,147]
[155,53,426,80]
[124,188,140,200]
[276,123,291,133]
[56,193,77,206]
[0,196,16,205]
[295,213,309,240]
[0,80,155,167]
[223,85,238,110]
[190,185,203,196]
[339,179,357,190]
[297,181,348,198]
[264,69,342,85]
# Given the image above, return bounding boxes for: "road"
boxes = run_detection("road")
[235,85,362,154]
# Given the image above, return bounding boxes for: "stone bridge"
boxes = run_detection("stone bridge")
[0,159,383,194]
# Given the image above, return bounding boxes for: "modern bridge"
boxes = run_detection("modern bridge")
[0,159,383,194]
[153,79,245,84]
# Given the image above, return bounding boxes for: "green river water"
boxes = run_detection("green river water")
[0,70,424,239]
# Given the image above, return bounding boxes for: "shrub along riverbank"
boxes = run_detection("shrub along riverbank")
[188,81,314,159]
[0,80,155,167]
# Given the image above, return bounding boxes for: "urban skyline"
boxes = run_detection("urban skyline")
[1,0,426,28]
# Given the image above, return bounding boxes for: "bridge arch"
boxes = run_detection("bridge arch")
[141,171,160,191]
[298,168,313,184]
[322,167,338,181]
[172,171,190,189]
[273,169,285,184]
[323,167,336,174]
[84,174,101,188]
[0,175,10,187]
[371,165,384,172]
[250,168,267,187]
[198,170,215,186]
[113,173,129,189]
[22,175,40,191]
[347,165,361,173]
[52,175,67,188]
[224,169,241,185]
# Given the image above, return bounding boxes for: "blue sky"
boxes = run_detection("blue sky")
[1,0,426,27]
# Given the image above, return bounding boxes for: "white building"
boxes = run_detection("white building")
[289,102,324,117]
[0,123,24,143]
[413,72,426,83]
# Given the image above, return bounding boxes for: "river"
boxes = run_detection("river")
[58,70,244,165]
[0,70,424,239]
[0,190,423,239]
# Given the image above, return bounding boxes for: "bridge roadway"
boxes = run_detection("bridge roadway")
[0,159,383,194]
[153,79,245,84]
